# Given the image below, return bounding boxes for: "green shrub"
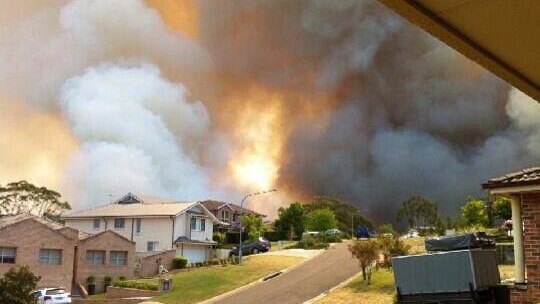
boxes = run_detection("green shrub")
[213,232,225,244]
[113,280,158,291]
[0,266,41,304]
[297,235,328,249]
[211,258,220,265]
[172,256,188,269]
[86,276,95,284]
[323,232,343,243]
[118,276,126,281]
[104,276,112,286]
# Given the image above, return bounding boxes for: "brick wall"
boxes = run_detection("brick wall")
[0,218,77,291]
[73,299,141,304]
[76,231,136,293]
[137,250,176,278]
[512,192,540,303]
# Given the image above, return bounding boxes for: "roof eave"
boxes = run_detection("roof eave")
[484,184,540,195]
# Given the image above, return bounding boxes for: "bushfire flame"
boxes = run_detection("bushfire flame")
[229,90,285,191]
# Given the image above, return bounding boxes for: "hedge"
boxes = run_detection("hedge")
[113,280,158,291]
[172,256,188,269]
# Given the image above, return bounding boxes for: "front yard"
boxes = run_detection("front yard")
[315,237,516,304]
[315,268,395,304]
[148,254,303,304]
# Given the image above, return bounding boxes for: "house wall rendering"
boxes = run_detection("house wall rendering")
[65,212,214,253]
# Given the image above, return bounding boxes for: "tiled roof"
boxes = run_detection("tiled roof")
[200,200,224,211]
[483,167,540,189]
[199,200,266,217]
[174,236,216,245]
[63,201,195,218]
[0,214,65,231]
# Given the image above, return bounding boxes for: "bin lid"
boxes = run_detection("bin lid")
[425,233,495,251]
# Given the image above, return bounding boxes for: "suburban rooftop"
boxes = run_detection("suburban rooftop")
[482,166,540,189]
[62,192,198,218]
[0,213,65,231]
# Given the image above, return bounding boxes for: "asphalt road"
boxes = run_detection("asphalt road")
[210,243,361,304]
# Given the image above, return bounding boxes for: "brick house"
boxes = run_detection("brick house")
[76,230,135,293]
[483,167,540,303]
[0,214,134,294]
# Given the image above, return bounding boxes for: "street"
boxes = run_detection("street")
[209,243,360,304]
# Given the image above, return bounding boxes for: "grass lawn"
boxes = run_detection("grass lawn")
[315,268,395,304]
[315,264,515,304]
[87,293,106,300]
[152,255,303,304]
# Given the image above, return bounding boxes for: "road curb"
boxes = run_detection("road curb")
[301,270,362,304]
[197,249,325,304]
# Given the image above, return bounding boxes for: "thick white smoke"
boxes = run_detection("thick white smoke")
[59,64,211,207]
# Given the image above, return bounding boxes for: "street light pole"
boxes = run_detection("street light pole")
[238,189,278,264]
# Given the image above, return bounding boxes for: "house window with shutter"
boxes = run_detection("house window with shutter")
[86,250,105,265]
[110,251,127,266]
[0,247,16,264]
[200,219,206,231]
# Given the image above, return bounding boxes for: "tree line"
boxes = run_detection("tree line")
[395,195,512,235]
[273,196,373,240]
[0,180,71,222]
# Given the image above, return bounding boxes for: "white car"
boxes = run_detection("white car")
[32,288,71,304]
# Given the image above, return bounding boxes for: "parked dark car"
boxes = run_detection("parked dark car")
[229,237,271,257]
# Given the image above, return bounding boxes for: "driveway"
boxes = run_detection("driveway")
[206,242,361,304]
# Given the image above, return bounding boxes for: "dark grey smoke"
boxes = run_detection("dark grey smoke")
[197,0,539,220]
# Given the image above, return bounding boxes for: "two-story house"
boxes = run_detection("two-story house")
[200,200,266,243]
[63,193,219,263]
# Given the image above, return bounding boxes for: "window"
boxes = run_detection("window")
[0,247,16,264]
[93,219,100,229]
[222,210,230,222]
[233,213,238,223]
[135,218,141,234]
[109,251,127,266]
[114,218,125,229]
[147,241,159,252]
[85,250,105,265]
[200,219,206,231]
[39,249,62,265]
[190,217,197,230]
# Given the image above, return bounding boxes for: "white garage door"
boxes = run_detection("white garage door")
[182,246,206,263]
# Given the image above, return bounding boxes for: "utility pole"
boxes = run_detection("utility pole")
[238,189,278,264]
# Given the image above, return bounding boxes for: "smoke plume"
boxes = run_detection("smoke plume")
[0,0,538,221]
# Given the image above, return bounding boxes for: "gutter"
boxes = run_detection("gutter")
[131,218,134,242]
[171,215,175,250]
